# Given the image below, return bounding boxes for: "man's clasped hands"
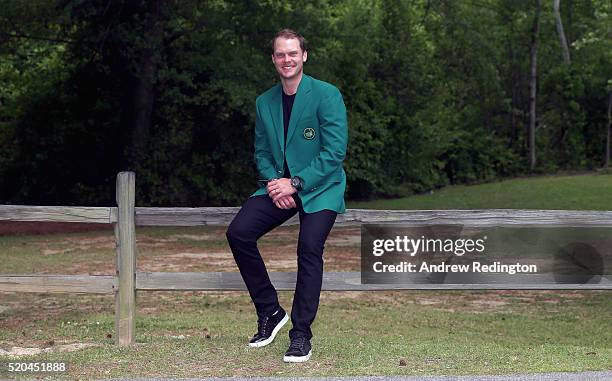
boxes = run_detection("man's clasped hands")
[266,178,298,210]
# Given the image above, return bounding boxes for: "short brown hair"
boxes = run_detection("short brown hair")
[271,28,307,53]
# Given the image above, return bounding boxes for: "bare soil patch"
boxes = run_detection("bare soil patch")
[0,342,101,358]
[0,221,111,236]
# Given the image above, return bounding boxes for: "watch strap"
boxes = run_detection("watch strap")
[291,176,304,190]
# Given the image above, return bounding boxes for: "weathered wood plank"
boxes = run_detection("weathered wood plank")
[134,207,241,226]
[136,271,612,290]
[1,272,606,294]
[3,205,611,227]
[339,209,612,227]
[115,172,136,346]
[0,205,113,224]
[133,208,612,227]
[0,275,115,293]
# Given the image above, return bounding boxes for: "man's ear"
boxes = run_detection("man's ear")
[271,54,275,64]
[303,51,308,63]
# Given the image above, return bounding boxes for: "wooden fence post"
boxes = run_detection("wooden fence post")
[114,171,136,346]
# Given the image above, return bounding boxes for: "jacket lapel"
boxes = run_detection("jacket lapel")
[267,74,313,151]
[286,75,312,145]
[267,84,284,151]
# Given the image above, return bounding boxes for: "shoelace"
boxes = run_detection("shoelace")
[257,316,269,336]
[288,337,306,351]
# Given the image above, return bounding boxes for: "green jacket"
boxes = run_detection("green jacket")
[251,74,348,214]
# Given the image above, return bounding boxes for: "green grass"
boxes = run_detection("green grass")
[348,173,612,210]
[0,291,610,379]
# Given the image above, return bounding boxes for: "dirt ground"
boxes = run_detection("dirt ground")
[0,221,112,236]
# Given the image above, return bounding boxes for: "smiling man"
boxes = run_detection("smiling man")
[226,29,348,363]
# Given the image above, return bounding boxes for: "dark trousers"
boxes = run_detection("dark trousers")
[226,194,337,340]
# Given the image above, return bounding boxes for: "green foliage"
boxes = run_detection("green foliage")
[0,0,610,205]
[539,65,588,169]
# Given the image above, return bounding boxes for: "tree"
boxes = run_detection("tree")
[606,91,611,167]
[553,0,572,65]
[0,0,609,205]
[529,0,541,171]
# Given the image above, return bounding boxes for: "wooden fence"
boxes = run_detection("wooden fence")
[1,171,611,346]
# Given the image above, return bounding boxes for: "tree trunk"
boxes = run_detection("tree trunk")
[567,0,573,43]
[529,0,541,171]
[553,0,571,65]
[605,91,611,168]
[122,0,164,170]
[129,49,158,167]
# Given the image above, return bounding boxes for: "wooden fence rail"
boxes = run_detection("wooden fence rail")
[1,171,611,346]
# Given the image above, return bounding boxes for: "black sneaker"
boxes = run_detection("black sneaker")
[283,336,312,363]
[248,308,288,348]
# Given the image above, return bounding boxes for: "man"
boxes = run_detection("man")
[226,28,348,363]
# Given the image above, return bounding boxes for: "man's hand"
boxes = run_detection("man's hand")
[267,178,297,203]
[273,194,297,209]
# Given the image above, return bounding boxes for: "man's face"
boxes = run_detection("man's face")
[271,37,307,80]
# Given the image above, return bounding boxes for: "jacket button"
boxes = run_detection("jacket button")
[277,170,282,174]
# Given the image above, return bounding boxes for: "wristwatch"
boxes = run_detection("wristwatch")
[290,176,304,191]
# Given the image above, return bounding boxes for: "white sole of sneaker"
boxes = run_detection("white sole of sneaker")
[283,349,312,363]
[248,313,289,348]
